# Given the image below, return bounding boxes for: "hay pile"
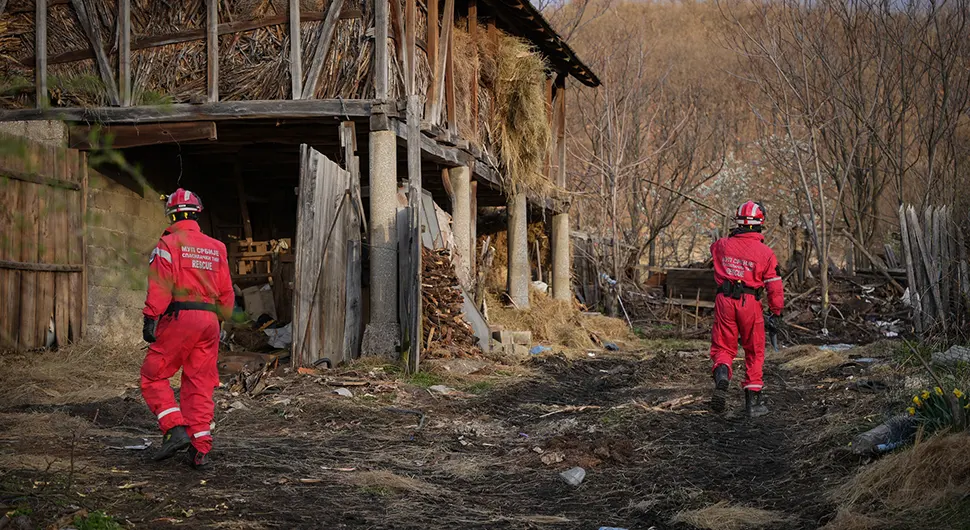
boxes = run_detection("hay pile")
[823,434,970,529]
[0,343,141,407]
[672,502,789,530]
[486,288,633,351]
[490,34,552,196]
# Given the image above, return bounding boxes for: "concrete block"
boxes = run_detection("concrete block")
[513,345,531,358]
[492,329,513,345]
[511,331,532,346]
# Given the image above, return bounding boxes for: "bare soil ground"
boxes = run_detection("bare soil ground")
[0,344,893,529]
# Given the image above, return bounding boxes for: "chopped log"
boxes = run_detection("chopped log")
[840,229,904,294]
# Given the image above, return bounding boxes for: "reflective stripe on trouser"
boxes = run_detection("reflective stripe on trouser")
[709,293,766,391]
[140,311,220,449]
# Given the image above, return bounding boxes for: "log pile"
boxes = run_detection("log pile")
[422,247,479,358]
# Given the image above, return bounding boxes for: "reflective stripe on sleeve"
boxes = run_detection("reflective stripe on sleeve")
[764,277,781,283]
[193,430,211,438]
[150,247,173,264]
[157,407,180,419]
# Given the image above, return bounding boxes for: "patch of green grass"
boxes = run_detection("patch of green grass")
[598,408,626,425]
[6,505,32,517]
[407,372,442,388]
[73,511,123,530]
[465,380,495,395]
[359,485,393,497]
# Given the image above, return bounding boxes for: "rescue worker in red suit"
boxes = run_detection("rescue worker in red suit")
[710,201,784,417]
[141,189,234,469]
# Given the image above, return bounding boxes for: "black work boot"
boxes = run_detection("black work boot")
[711,364,730,413]
[153,426,190,461]
[187,445,210,470]
[745,390,769,418]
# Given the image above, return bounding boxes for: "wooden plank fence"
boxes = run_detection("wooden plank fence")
[0,134,86,350]
[898,204,969,334]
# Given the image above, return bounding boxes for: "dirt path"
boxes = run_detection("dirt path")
[0,348,878,529]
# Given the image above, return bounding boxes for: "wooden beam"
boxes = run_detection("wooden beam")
[301,0,346,99]
[20,10,362,68]
[468,0,479,141]
[428,0,454,122]
[119,0,131,106]
[425,0,439,113]
[406,0,416,95]
[554,74,566,188]
[0,260,83,273]
[0,168,81,191]
[289,0,303,99]
[0,0,8,15]
[0,99,381,122]
[68,122,218,150]
[389,0,408,85]
[445,20,456,133]
[69,0,120,106]
[207,0,219,102]
[35,0,46,108]
[406,95,422,372]
[374,0,389,100]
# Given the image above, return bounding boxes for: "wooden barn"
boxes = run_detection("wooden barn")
[0,0,599,369]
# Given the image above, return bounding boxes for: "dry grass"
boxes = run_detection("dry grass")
[345,470,440,496]
[491,34,552,197]
[0,411,90,439]
[671,501,789,530]
[824,434,970,528]
[780,348,847,373]
[485,288,634,353]
[0,343,141,406]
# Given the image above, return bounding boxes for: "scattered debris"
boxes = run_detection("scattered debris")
[332,388,353,398]
[819,344,856,352]
[540,451,566,465]
[229,401,248,410]
[107,439,152,450]
[264,323,293,349]
[604,342,619,351]
[931,345,970,366]
[530,345,552,355]
[850,415,918,456]
[118,481,150,490]
[539,405,602,418]
[560,466,586,486]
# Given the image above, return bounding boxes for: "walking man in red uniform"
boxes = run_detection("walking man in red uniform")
[710,201,784,417]
[141,189,234,469]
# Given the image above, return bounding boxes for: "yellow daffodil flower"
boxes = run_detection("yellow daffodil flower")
[907,407,916,416]
[954,389,965,399]
[921,390,931,400]
[935,387,944,396]
[913,395,922,406]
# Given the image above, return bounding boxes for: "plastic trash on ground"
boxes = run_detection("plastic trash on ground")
[264,323,293,349]
[851,415,917,456]
[560,466,586,486]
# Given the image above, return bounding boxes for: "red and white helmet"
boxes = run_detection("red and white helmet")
[165,188,204,217]
[735,201,766,226]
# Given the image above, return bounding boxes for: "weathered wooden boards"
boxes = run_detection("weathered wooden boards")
[0,135,86,349]
[898,204,968,334]
[292,144,362,367]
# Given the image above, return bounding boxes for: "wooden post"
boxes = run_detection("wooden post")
[35,0,46,108]
[468,0,479,141]
[289,0,303,99]
[426,0,438,109]
[119,0,131,106]
[470,180,477,279]
[389,0,408,86]
[406,0,416,95]
[301,0,346,99]
[428,0,454,123]
[207,0,219,102]
[374,0,389,99]
[406,95,423,372]
[341,121,362,360]
[445,22,456,133]
[551,75,570,301]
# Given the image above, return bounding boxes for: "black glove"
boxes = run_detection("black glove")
[765,313,782,332]
[143,316,158,343]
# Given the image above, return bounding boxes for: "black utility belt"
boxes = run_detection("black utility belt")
[717,281,764,300]
[164,301,219,316]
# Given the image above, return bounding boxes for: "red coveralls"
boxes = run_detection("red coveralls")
[709,231,784,391]
[141,220,234,454]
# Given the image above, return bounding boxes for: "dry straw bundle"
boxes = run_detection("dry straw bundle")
[490,34,552,197]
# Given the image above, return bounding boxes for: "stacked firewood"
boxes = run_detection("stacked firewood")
[422,248,479,358]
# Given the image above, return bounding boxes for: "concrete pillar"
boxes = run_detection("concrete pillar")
[552,211,570,301]
[362,130,399,355]
[449,166,472,289]
[507,190,530,308]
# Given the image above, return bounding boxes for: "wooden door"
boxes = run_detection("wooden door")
[292,145,361,367]
[0,134,87,350]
